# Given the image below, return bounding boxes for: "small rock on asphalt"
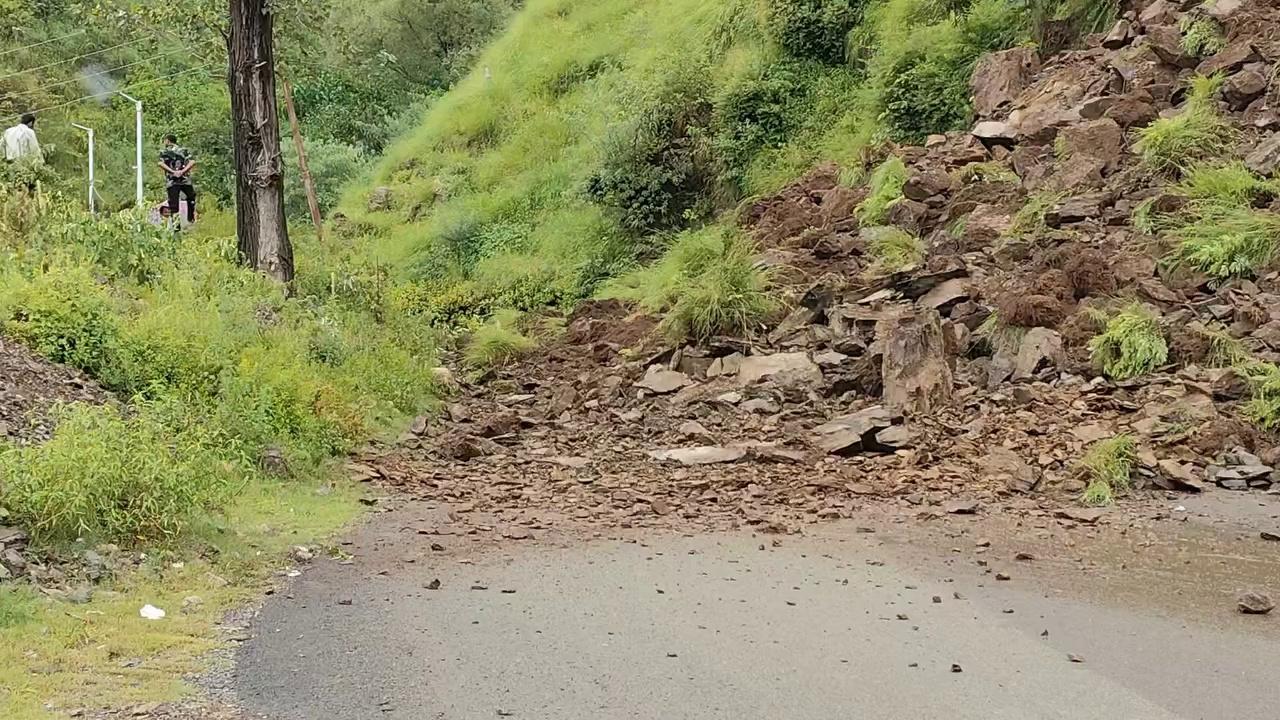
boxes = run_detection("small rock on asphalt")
[1237,590,1275,615]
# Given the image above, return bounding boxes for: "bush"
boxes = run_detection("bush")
[1134,76,1237,174]
[0,403,235,546]
[1079,434,1136,506]
[767,0,864,64]
[464,308,536,369]
[864,226,923,275]
[856,156,908,224]
[1169,204,1280,280]
[0,265,118,376]
[282,138,368,219]
[585,72,719,234]
[1242,361,1280,429]
[1088,305,1168,380]
[881,49,973,142]
[714,61,815,178]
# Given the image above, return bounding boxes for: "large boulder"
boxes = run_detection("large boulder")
[971,47,1041,117]
[737,352,822,386]
[878,309,954,414]
[1223,69,1268,110]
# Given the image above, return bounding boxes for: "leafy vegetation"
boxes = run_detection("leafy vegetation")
[865,226,924,274]
[1087,305,1168,380]
[1080,434,1136,506]
[1179,15,1226,57]
[1134,75,1237,174]
[1169,204,1280,280]
[464,308,536,369]
[856,156,908,224]
[1174,162,1278,206]
[603,227,774,342]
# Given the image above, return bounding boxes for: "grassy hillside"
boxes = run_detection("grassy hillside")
[344,0,1102,327]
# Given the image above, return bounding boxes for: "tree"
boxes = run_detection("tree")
[228,0,294,283]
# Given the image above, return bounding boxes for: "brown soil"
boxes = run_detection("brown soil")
[0,334,112,444]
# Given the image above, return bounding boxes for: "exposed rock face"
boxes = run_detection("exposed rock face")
[971,47,1041,116]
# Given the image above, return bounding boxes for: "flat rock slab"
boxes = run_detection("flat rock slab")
[647,446,747,465]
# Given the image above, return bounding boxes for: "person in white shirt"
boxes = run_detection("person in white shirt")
[3,113,42,191]
[3,113,42,164]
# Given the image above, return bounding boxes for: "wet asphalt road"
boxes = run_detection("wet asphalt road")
[235,509,1280,720]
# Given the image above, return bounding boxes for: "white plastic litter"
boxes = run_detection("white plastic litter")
[139,604,167,620]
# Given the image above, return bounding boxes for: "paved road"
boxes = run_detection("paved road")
[235,503,1280,720]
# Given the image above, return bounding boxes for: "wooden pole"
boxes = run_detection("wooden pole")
[281,73,324,242]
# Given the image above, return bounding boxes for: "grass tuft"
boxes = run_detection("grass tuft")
[463,308,536,369]
[1080,434,1136,506]
[865,226,924,275]
[1006,191,1063,239]
[1168,204,1280,280]
[954,161,1018,184]
[856,156,908,224]
[1174,162,1278,206]
[975,311,1028,356]
[1179,16,1226,57]
[1240,361,1280,430]
[1134,75,1237,174]
[1087,305,1168,380]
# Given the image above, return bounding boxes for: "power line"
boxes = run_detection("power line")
[0,65,217,124]
[0,35,158,82]
[0,29,88,58]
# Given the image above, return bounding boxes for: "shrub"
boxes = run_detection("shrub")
[1134,76,1237,174]
[864,226,924,275]
[0,265,118,376]
[1241,361,1280,429]
[282,138,368,219]
[881,49,973,143]
[1088,305,1168,380]
[585,71,719,234]
[464,308,536,369]
[1179,16,1226,57]
[856,156,908,224]
[0,404,235,546]
[1079,434,1136,506]
[1169,204,1280,280]
[714,61,814,177]
[767,0,864,64]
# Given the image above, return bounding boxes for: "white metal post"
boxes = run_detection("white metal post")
[71,123,96,215]
[119,91,143,207]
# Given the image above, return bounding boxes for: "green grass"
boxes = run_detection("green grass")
[0,478,363,720]
[1006,191,1064,239]
[865,226,924,275]
[1080,434,1136,507]
[856,156,908,224]
[1134,75,1237,174]
[463,308,537,369]
[1179,16,1226,57]
[953,161,1017,183]
[1174,162,1278,206]
[602,226,773,342]
[1088,305,1168,380]
[1239,361,1280,429]
[1168,204,1280,280]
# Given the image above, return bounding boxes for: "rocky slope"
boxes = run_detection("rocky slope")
[353,0,1280,538]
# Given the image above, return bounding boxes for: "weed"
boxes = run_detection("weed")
[1205,329,1249,368]
[0,586,37,630]
[1007,191,1064,239]
[1174,162,1278,206]
[864,226,924,275]
[0,404,235,546]
[1132,197,1160,235]
[0,265,119,377]
[1179,16,1226,57]
[1241,361,1280,429]
[975,311,1027,356]
[856,156,908,224]
[1134,75,1237,174]
[1088,305,1168,380]
[1168,204,1280,280]
[464,308,536,369]
[1079,434,1136,506]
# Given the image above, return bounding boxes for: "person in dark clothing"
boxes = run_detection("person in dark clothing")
[157,134,196,225]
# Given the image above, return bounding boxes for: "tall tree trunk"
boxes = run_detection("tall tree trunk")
[228,0,294,283]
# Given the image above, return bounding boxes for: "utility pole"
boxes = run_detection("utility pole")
[281,73,324,242]
[71,123,96,215]
[118,91,143,207]
[228,0,294,284]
